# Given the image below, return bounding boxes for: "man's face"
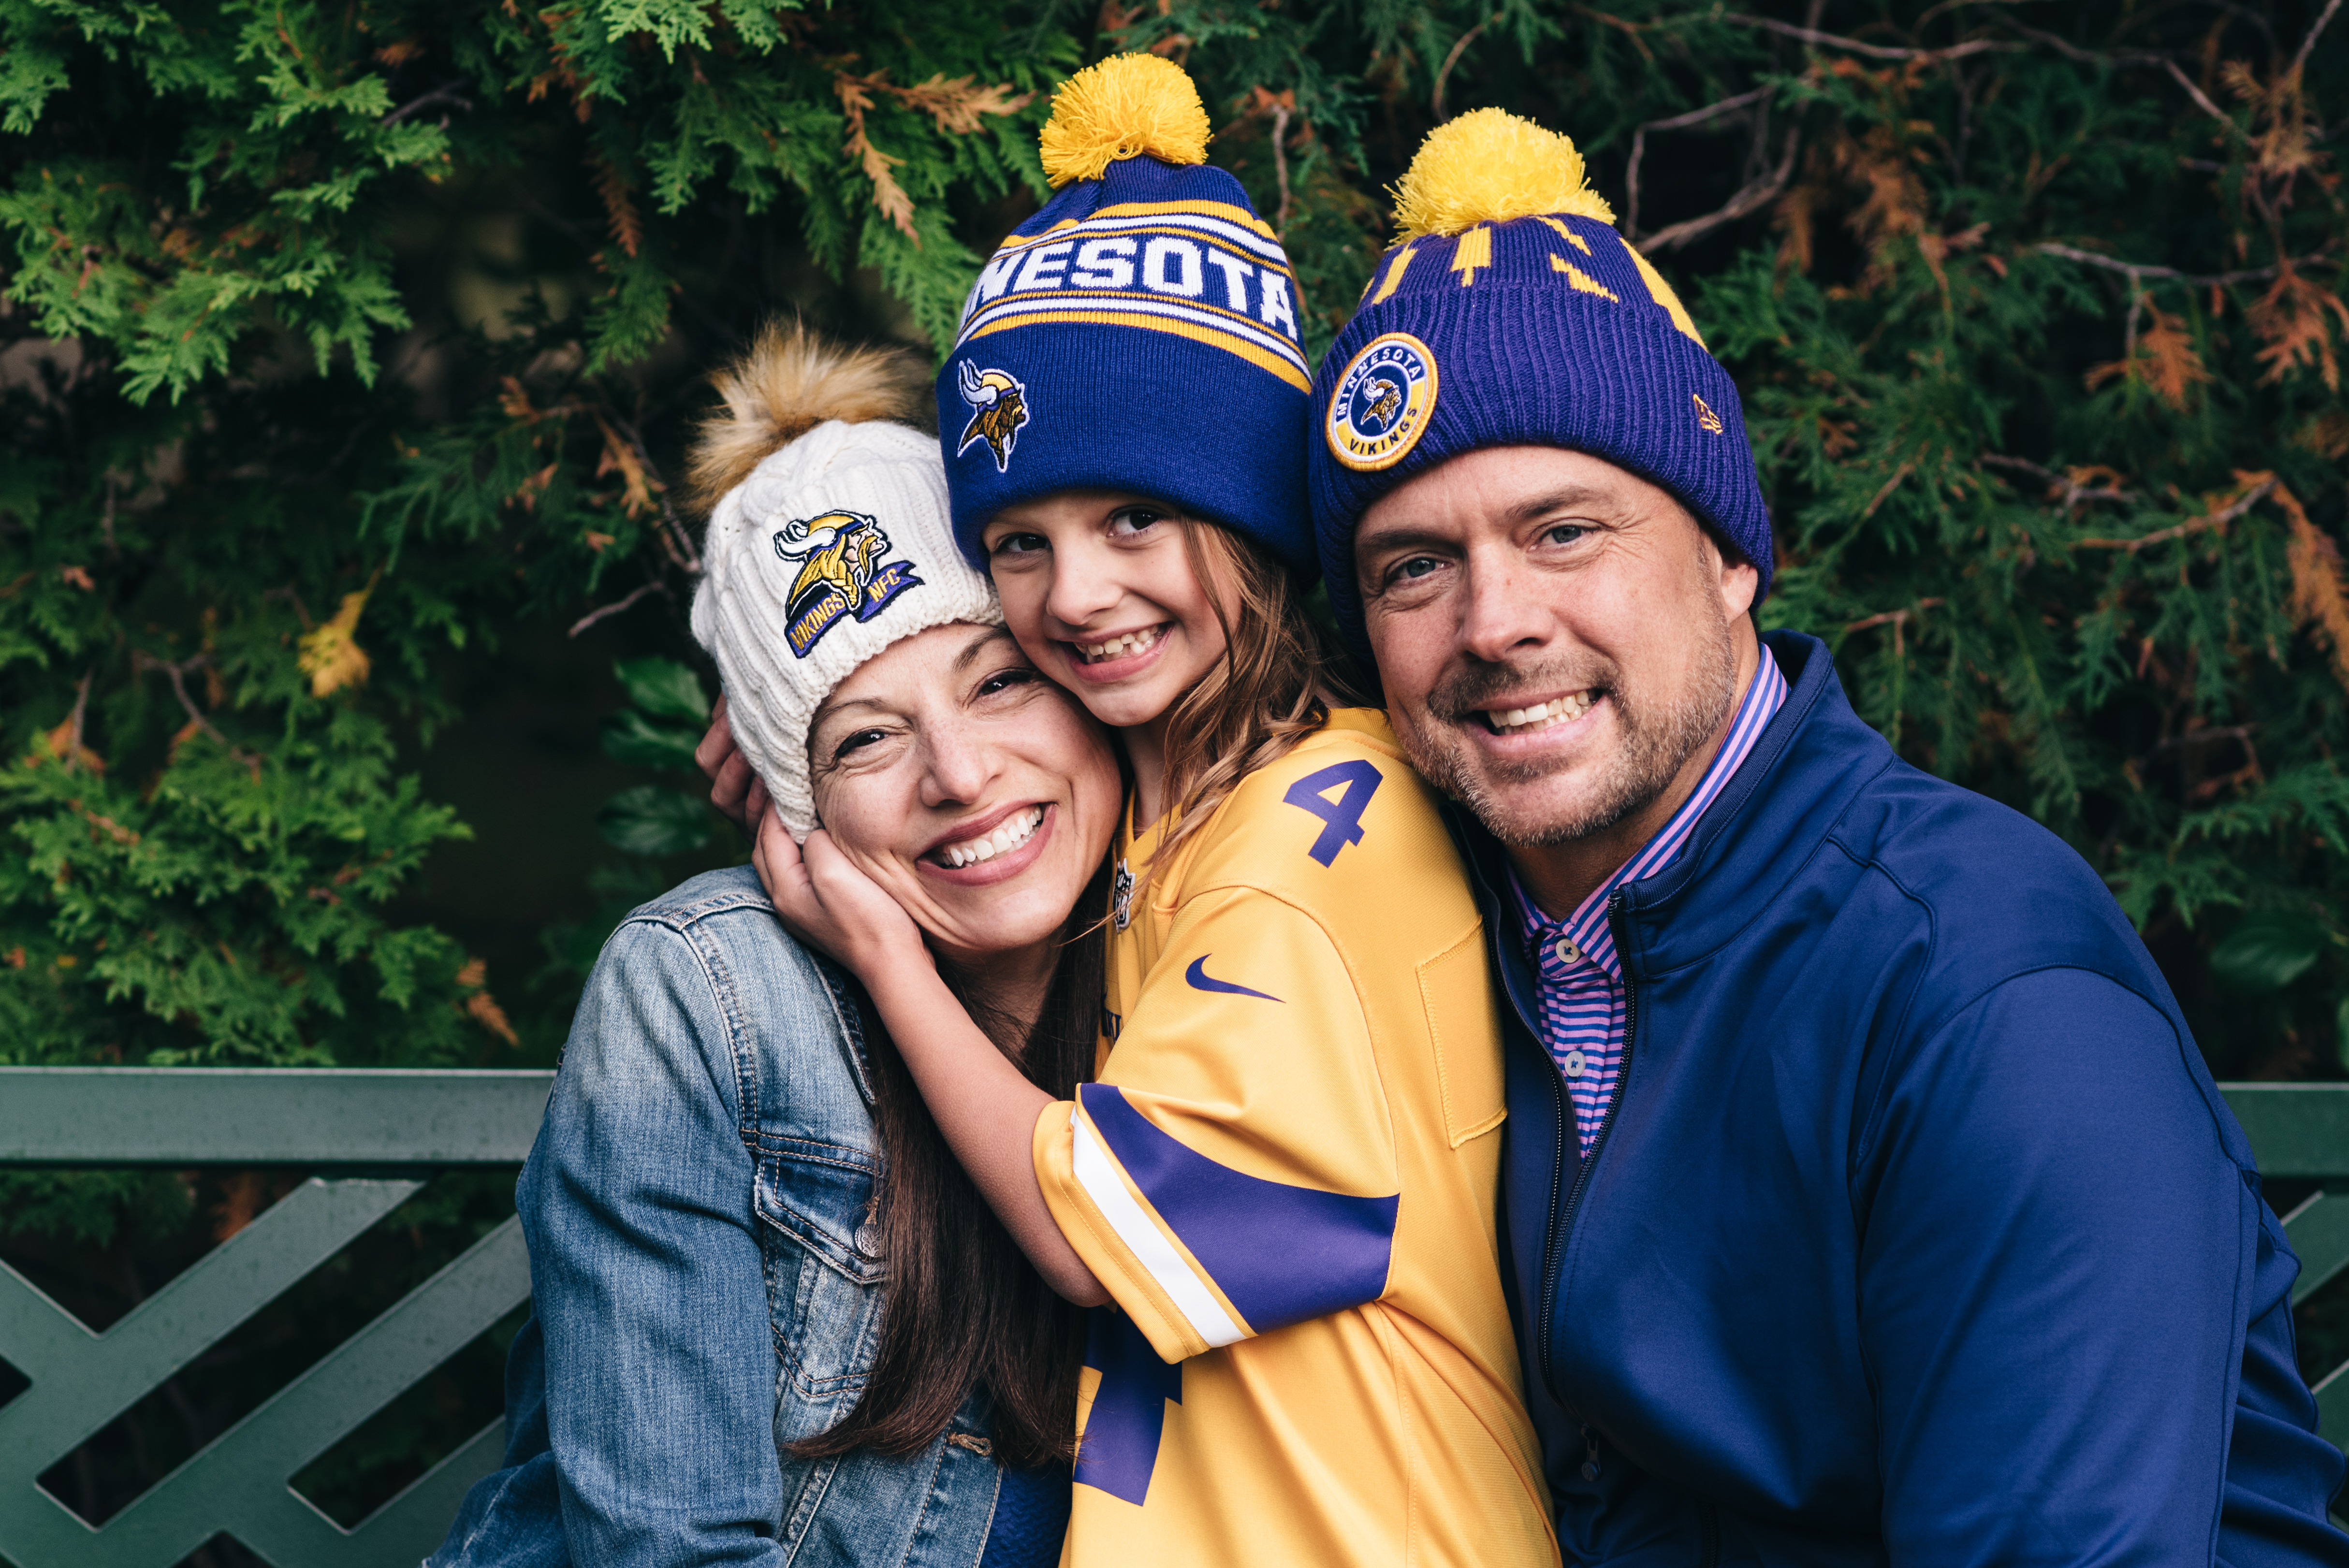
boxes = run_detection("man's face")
[1355,445,1759,850]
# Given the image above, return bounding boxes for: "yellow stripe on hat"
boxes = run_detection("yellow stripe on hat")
[1551,255,1619,302]
[965,308,1313,392]
[991,219,1084,252]
[1621,237,1707,348]
[1060,207,1289,266]
[963,288,1302,349]
[1368,242,1418,304]
[1094,199,1280,242]
[1450,226,1492,286]
[1538,216,1594,255]
[957,291,1307,375]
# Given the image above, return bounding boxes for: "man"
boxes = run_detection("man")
[1307,108,2349,1565]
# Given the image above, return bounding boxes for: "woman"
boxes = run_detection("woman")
[744,56,1556,1568]
[428,323,1122,1568]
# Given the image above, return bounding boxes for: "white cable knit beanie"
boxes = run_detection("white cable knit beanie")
[688,324,1002,840]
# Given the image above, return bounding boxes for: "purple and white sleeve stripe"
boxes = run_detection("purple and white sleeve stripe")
[1072,1084,1399,1343]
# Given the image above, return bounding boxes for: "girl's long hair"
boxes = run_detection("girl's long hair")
[1135,523,1349,886]
[787,858,1109,1469]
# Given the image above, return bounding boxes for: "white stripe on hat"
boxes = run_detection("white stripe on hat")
[956,293,1310,375]
[988,209,1291,270]
[1067,210,1293,267]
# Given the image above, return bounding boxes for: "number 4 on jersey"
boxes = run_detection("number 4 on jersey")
[1284,760,1383,866]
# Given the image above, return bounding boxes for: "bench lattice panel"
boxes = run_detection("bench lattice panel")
[0,1069,549,1568]
[1,1069,2343,1566]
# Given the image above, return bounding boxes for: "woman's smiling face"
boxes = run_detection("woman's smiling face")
[807,622,1122,965]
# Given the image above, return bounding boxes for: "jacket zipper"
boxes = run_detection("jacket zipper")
[1560,894,1724,1565]
[1531,1002,1571,1391]
[1538,888,1641,1393]
[1467,821,1577,1403]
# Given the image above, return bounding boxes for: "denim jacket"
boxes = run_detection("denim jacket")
[431,866,1018,1568]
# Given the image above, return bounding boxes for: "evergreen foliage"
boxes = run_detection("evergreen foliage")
[4,0,2349,1527]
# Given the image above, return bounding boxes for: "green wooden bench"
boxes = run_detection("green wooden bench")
[2,1068,2345,1566]
[0,1069,552,1568]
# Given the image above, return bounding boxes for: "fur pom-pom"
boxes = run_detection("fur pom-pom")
[686,321,929,515]
[1038,54,1211,188]
[1390,108,1616,238]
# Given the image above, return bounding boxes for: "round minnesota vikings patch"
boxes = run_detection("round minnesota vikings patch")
[1325,332,1439,472]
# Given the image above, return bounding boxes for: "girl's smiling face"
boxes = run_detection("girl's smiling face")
[806,622,1121,968]
[978,490,1232,735]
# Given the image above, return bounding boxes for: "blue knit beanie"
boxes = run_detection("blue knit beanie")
[1308,109,1772,648]
[937,55,1315,578]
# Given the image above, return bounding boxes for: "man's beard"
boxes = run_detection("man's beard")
[1404,613,1740,850]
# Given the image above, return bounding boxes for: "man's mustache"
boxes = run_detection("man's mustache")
[1425,658,1620,725]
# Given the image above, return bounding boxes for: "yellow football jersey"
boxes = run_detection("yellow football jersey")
[1030,709,1556,1567]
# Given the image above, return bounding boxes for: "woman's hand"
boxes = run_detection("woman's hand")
[695,694,770,831]
[753,806,930,981]
[752,779,1107,1308]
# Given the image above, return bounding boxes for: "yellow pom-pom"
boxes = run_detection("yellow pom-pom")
[1390,108,1616,238]
[1039,54,1211,188]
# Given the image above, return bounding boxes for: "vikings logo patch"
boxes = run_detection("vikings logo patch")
[771,509,922,659]
[1326,333,1438,472]
[955,362,1030,473]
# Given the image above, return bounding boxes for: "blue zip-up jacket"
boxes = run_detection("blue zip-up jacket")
[1458,630,2349,1567]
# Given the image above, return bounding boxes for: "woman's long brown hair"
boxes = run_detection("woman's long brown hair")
[788,858,1109,1469]
[1134,523,1348,888]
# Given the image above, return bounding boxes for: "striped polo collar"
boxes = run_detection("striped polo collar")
[1507,643,1791,975]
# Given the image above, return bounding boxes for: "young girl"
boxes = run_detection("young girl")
[755,57,1556,1568]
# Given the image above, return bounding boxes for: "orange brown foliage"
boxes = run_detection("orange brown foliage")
[592,156,644,259]
[591,412,660,519]
[1772,61,1935,292]
[457,958,520,1045]
[2086,303,2212,409]
[41,715,104,774]
[213,1172,269,1242]
[883,73,1036,134]
[835,74,919,241]
[833,70,1031,244]
[467,990,521,1045]
[2249,262,2349,390]
[2278,483,2349,693]
[2294,409,2349,459]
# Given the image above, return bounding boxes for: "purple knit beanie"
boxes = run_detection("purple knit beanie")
[1307,109,1772,650]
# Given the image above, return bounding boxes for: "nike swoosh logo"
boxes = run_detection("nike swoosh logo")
[1185,956,1282,1002]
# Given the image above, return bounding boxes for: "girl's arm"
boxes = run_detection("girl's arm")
[694,693,770,831]
[754,811,1109,1307]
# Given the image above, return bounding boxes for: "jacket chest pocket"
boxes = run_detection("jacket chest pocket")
[753,1136,889,1435]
